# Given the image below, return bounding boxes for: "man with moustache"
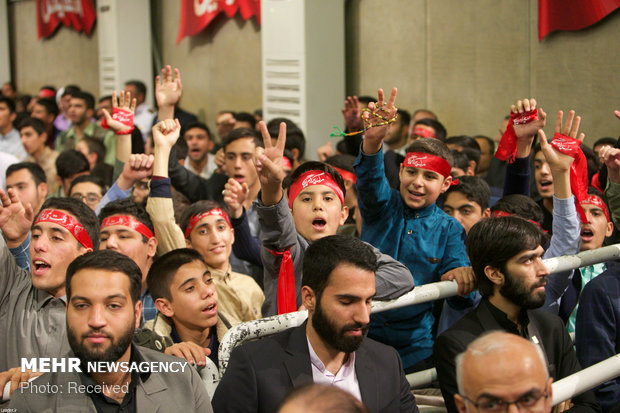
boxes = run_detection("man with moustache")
[10,250,211,412]
[434,216,600,413]
[212,235,417,413]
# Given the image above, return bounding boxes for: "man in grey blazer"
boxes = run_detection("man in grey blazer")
[10,250,211,412]
[212,235,417,413]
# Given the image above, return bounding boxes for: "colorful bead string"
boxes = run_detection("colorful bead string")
[330,106,398,137]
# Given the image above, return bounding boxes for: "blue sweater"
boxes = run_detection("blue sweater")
[354,147,471,368]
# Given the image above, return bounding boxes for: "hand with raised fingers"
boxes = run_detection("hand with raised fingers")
[223,177,249,219]
[164,342,211,367]
[361,87,398,155]
[155,65,183,110]
[0,189,34,247]
[152,118,182,149]
[555,110,585,141]
[538,129,575,174]
[441,266,476,296]
[101,90,137,134]
[255,121,287,205]
[599,145,620,183]
[317,141,333,162]
[510,99,547,146]
[342,96,363,131]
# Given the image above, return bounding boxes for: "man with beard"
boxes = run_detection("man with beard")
[212,235,417,413]
[434,216,599,413]
[9,250,212,412]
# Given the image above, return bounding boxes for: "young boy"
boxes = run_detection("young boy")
[144,248,230,368]
[253,120,414,316]
[442,176,491,235]
[353,88,473,372]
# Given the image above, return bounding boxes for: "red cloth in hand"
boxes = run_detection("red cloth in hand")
[269,248,297,314]
[550,133,588,223]
[495,109,539,163]
[101,107,135,134]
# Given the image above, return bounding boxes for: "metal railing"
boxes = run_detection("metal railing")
[217,244,620,403]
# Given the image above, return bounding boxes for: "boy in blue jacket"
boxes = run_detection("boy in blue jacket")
[354,88,474,372]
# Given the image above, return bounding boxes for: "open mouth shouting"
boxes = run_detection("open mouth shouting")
[580,227,594,243]
[202,303,217,316]
[539,179,553,192]
[32,258,51,276]
[312,217,327,232]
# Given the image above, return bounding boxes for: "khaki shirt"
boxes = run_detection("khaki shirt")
[0,237,69,371]
[209,266,264,325]
[55,122,117,166]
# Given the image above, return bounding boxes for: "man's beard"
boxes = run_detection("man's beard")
[67,322,135,363]
[311,296,368,353]
[500,269,546,309]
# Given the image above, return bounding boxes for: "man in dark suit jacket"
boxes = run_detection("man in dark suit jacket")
[212,235,417,413]
[434,216,600,413]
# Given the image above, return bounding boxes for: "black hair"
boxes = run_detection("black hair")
[277,384,369,413]
[6,162,47,186]
[71,91,95,110]
[147,248,207,301]
[0,96,16,113]
[174,135,188,160]
[61,85,81,98]
[267,118,306,159]
[302,235,377,300]
[179,200,228,239]
[98,95,112,103]
[99,198,155,242]
[234,112,257,130]
[491,194,545,225]
[398,109,411,130]
[68,175,107,197]
[405,137,453,165]
[182,121,212,141]
[473,135,495,154]
[581,144,600,183]
[124,80,147,97]
[34,98,59,117]
[450,150,470,173]
[17,117,46,135]
[444,175,490,210]
[467,217,543,298]
[593,137,617,150]
[35,197,100,250]
[222,127,262,149]
[79,136,107,165]
[325,154,356,174]
[357,96,375,105]
[446,135,481,171]
[56,149,90,179]
[413,118,446,142]
[284,161,347,200]
[66,250,142,304]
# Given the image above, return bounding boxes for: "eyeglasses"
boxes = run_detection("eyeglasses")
[71,192,102,205]
[461,390,549,413]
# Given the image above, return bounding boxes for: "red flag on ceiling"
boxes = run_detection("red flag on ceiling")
[36,0,96,39]
[177,0,261,44]
[538,0,620,41]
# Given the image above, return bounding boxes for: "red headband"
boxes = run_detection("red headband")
[581,195,610,222]
[282,156,292,170]
[403,152,451,178]
[288,171,345,209]
[101,215,154,239]
[492,210,546,230]
[333,167,356,184]
[34,209,93,250]
[184,208,231,239]
[412,127,436,139]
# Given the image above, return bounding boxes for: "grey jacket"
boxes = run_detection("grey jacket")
[9,346,212,412]
[256,195,415,316]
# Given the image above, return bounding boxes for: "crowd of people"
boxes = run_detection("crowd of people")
[0,67,619,413]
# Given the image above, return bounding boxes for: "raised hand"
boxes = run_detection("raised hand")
[255,121,286,205]
[342,96,363,131]
[555,110,584,141]
[101,90,137,134]
[152,118,182,149]
[155,65,183,110]
[511,98,547,140]
[118,154,154,191]
[317,141,333,162]
[223,178,249,219]
[361,87,398,154]
[0,189,34,247]
[599,145,620,183]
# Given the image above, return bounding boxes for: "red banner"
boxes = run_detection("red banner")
[36,0,96,39]
[538,0,620,41]
[177,0,261,44]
